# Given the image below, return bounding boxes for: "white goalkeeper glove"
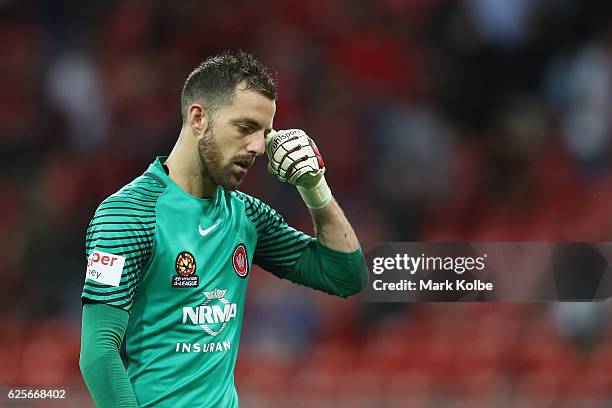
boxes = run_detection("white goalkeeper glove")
[264,129,332,209]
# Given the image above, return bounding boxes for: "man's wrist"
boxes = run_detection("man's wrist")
[297,176,332,209]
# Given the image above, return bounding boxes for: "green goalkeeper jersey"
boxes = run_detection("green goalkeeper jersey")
[81,156,316,407]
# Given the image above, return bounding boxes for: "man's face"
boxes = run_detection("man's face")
[198,85,275,191]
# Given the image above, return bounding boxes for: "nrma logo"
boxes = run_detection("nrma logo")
[182,289,237,336]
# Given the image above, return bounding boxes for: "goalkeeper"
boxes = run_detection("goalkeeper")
[79,51,367,407]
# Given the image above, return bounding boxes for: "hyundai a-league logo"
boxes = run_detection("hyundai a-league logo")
[173,251,199,288]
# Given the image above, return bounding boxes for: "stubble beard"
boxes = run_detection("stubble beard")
[198,127,246,191]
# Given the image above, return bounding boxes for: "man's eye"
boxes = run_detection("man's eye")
[237,125,251,134]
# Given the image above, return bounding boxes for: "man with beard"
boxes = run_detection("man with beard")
[79,51,366,407]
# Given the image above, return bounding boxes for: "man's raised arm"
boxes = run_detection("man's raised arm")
[241,129,367,297]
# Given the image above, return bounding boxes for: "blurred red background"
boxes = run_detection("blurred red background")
[0,0,611,406]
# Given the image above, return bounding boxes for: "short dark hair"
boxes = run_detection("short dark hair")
[180,51,276,124]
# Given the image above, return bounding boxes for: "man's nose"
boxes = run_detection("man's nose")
[246,130,266,156]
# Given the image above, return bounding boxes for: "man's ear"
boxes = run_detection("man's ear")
[187,103,209,138]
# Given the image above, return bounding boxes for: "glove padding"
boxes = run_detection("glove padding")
[265,129,325,188]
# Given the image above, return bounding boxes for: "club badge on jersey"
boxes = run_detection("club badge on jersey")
[173,251,199,288]
[232,244,249,278]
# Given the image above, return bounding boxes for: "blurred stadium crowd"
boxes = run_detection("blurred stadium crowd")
[1,0,611,406]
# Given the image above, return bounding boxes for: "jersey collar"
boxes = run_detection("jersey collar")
[146,156,224,205]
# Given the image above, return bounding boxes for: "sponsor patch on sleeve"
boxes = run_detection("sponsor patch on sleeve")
[86,249,126,287]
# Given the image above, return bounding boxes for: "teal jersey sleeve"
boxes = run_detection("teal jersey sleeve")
[80,303,138,407]
[236,192,366,297]
[236,192,314,275]
[81,176,166,311]
[291,240,367,297]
